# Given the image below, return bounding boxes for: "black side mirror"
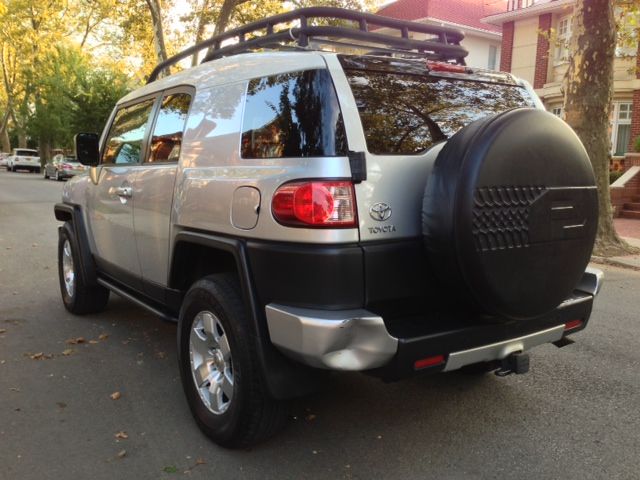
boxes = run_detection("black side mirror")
[74,133,100,166]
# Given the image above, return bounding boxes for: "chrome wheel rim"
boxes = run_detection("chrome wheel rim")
[61,239,75,298]
[189,311,234,415]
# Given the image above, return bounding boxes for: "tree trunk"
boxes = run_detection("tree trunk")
[205,0,251,58]
[145,0,168,70]
[563,0,631,256]
[0,110,11,152]
[191,0,213,67]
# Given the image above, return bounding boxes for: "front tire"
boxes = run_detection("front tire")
[58,223,110,314]
[178,274,288,448]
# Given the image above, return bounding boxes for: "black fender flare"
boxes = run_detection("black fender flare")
[54,203,99,288]
[171,231,324,400]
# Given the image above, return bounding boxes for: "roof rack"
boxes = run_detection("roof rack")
[147,7,468,83]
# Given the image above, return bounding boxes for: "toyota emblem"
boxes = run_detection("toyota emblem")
[369,202,392,221]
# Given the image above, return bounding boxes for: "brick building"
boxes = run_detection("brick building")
[483,0,639,158]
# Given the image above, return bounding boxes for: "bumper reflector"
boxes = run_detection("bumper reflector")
[414,354,445,370]
[564,319,583,331]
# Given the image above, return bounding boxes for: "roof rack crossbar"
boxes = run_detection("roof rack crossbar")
[147,7,468,83]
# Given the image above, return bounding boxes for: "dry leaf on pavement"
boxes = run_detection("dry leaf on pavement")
[110,391,121,400]
[114,431,128,439]
[117,450,126,459]
[98,333,109,341]
[65,337,86,345]
[61,349,74,356]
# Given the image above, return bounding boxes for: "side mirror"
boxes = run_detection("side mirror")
[74,133,100,166]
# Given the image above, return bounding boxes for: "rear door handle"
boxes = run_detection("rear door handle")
[109,186,133,198]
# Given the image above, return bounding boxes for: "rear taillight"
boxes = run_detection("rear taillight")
[427,61,468,73]
[272,180,357,228]
[62,163,72,170]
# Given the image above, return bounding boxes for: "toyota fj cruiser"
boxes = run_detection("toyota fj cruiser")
[55,8,603,448]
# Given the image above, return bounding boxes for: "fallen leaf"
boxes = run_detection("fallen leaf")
[65,337,85,345]
[0,329,6,334]
[155,351,166,359]
[61,349,74,356]
[114,431,128,439]
[117,450,126,459]
[89,340,98,344]
[98,333,109,341]
[31,243,38,247]
[30,352,44,360]
[9,387,20,392]
[110,391,121,400]
[306,414,316,421]
[195,458,206,465]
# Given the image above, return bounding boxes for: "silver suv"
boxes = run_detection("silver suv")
[54,8,603,448]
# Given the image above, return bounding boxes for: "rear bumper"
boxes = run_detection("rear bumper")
[265,268,603,377]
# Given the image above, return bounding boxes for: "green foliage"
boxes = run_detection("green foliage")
[635,135,640,153]
[610,169,624,184]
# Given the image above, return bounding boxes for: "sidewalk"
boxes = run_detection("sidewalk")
[591,219,640,270]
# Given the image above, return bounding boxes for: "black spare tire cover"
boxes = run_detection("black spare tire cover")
[422,108,598,320]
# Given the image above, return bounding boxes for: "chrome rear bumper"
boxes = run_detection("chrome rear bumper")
[265,268,603,372]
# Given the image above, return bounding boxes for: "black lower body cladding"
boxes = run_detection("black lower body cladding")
[423,108,598,320]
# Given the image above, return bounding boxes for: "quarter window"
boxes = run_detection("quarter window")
[102,99,155,165]
[147,93,192,163]
[241,69,348,158]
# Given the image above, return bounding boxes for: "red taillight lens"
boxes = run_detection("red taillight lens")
[414,355,446,370]
[564,319,583,331]
[427,61,468,73]
[272,181,357,228]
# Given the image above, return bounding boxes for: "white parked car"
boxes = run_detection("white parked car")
[7,148,40,173]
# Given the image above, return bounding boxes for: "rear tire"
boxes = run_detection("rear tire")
[58,223,110,314]
[178,274,288,448]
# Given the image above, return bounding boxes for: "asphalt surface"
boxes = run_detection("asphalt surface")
[1,168,639,480]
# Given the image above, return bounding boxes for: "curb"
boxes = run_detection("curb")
[591,256,640,271]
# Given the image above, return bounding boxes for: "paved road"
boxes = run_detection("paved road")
[1,169,639,480]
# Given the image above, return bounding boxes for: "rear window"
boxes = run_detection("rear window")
[16,150,37,156]
[345,70,534,155]
[241,69,347,158]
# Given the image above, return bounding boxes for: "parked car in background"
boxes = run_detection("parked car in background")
[0,152,9,168]
[7,148,40,173]
[44,154,85,181]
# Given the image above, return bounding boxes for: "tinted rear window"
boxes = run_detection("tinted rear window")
[241,69,347,158]
[345,70,534,155]
[16,150,37,156]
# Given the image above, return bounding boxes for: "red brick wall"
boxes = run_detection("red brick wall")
[533,14,552,89]
[500,21,514,72]
[628,42,640,152]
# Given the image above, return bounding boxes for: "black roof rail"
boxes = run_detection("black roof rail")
[147,7,468,84]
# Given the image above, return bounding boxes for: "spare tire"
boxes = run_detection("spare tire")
[422,108,598,320]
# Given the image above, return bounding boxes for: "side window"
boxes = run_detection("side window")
[147,93,192,163]
[241,69,348,159]
[102,99,155,165]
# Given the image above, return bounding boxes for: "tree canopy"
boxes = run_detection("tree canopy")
[0,0,382,157]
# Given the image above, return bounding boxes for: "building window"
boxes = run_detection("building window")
[611,102,633,156]
[551,106,563,118]
[488,45,498,70]
[554,15,571,63]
